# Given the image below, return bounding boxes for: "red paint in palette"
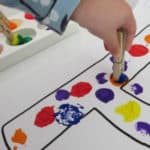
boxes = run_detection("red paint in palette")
[71,82,92,97]
[25,13,35,20]
[34,106,55,127]
[129,44,149,57]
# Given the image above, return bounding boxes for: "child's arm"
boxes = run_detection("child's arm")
[1,0,136,57]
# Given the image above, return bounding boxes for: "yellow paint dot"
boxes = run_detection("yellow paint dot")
[144,34,150,44]
[115,100,141,122]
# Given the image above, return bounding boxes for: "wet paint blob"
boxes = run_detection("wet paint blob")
[96,73,108,84]
[131,83,143,95]
[129,44,149,57]
[110,73,128,87]
[55,89,70,101]
[136,122,150,135]
[95,88,114,103]
[8,21,18,30]
[144,34,150,44]
[11,129,27,145]
[115,101,141,122]
[55,104,84,126]
[71,82,92,97]
[34,106,55,127]
[25,13,35,20]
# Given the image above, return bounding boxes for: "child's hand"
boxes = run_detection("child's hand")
[71,0,136,57]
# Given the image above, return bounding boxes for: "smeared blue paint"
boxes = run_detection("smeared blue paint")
[110,56,128,71]
[131,83,143,95]
[117,73,128,83]
[136,122,150,135]
[55,89,70,101]
[95,88,114,103]
[96,73,108,84]
[55,104,84,126]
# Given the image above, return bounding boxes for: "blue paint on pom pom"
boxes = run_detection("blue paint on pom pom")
[117,73,128,83]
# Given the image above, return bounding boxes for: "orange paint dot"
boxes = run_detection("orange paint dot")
[13,146,18,150]
[109,74,128,87]
[144,34,150,43]
[11,128,27,145]
[8,21,18,30]
[10,19,23,27]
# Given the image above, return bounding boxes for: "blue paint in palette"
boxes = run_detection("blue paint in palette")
[55,89,70,101]
[55,104,84,126]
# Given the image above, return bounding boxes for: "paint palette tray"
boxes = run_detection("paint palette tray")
[0,11,79,71]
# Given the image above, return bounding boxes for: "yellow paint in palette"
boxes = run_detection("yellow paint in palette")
[115,101,141,122]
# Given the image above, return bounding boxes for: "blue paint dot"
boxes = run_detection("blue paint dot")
[96,73,108,84]
[136,122,150,135]
[95,88,114,103]
[55,89,70,101]
[131,83,143,95]
[55,104,84,126]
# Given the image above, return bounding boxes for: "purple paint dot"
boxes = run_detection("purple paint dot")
[136,122,150,135]
[95,88,114,103]
[109,56,114,63]
[131,83,143,95]
[124,61,128,71]
[55,89,70,101]
[96,73,108,84]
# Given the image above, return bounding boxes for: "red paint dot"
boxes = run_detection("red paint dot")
[129,44,149,57]
[25,13,35,20]
[71,82,92,97]
[34,106,55,127]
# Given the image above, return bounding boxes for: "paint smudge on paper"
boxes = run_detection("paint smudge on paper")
[34,106,55,127]
[129,44,149,57]
[136,122,150,135]
[96,73,108,84]
[55,104,84,126]
[115,101,141,122]
[25,13,35,20]
[71,82,92,97]
[11,128,27,145]
[55,89,70,101]
[131,83,143,95]
[95,88,114,103]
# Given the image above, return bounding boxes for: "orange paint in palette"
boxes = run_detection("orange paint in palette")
[11,128,27,145]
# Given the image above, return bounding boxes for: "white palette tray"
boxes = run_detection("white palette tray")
[0,12,79,71]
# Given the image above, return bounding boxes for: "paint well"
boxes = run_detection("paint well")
[55,103,84,126]
[115,101,141,122]
[129,44,149,57]
[24,13,35,20]
[34,106,55,127]
[11,128,27,145]
[95,88,114,103]
[144,34,150,44]
[71,82,92,97]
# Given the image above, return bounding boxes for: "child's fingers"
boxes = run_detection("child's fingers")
[104,31,120,57]
[122,14,136,51]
